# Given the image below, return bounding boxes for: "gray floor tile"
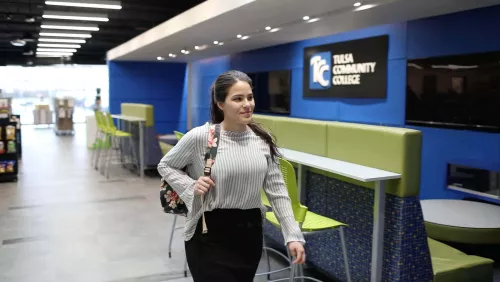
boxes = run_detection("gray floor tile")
[0,124,316,282]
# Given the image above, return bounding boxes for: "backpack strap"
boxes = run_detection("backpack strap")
[200,123,220,234]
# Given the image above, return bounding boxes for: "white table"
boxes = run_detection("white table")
[279,148,401,282]
[111,114,146,178]
[421,199,500,229]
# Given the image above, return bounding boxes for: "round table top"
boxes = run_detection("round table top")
[421,199,500,229]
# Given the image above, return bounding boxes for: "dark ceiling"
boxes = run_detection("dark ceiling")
[0,0,205,66]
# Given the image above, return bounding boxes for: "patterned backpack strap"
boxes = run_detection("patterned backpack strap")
[200,123,221,234]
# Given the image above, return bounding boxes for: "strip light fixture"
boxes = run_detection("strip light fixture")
[45,0,122,9]
[39,32,92,38]
[41,21,99,31]
[38,38,86,43]
[43,11,109,22]
[36,55,69,58]
[36,51,73,56]
[37,48,77,52]
[37,43,81,48]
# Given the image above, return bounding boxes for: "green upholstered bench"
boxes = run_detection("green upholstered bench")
[253,114,421,197]
[121,103,154,127]
[252,114,494,282]
[429,238,494,282]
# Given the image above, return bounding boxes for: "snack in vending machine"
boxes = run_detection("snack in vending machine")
[6,161,14,173]
[7,141,15,153]
[5,125,15,140]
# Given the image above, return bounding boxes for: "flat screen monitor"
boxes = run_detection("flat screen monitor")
[247,70,291,115]
[406,51,500,132]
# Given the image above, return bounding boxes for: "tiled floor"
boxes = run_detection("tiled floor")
[3,124,498,282]
[0,124,304,282]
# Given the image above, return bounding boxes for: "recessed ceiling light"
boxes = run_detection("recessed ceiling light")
[181,49,186,54]
[43,11,109,22]
[303,16,310,21]
[355,4,378,11]
[265,26,271,30]
[37,48,77,52]
[307,18,320,23]
[45,0,122,9]
[270,28,280,32]
[354,2,362,7]
[213,41,219,44]
[169,53,176,58]
[39,32,92,38]
[157,56,164,61]
[237,34,242,38]
[38,43,81,48]
[218,42,224,46]
[241,35,249,40]
[10,39,26,47]
[38,38,86,43]
[194,45,200,50]
[184,51,190,54]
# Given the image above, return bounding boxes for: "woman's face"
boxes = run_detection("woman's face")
[217,80,255,126]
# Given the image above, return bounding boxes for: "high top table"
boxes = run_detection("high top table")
[279,148,401,282]
[111,114,146,178]
[421,199,500,245]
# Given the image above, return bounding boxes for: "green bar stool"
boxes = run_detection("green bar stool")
[258,188,295,280]
[101,112,138,179]
[92,111,111,171]
[259,158,352,282]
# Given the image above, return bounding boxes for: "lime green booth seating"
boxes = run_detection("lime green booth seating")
[428,238,494,282]
[120,103,163,168]
[121,103,154,127]
[253,114,494,282]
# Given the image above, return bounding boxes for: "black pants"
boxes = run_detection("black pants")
[185,208,263,282]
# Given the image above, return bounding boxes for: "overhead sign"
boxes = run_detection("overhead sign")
[303,35,389,98]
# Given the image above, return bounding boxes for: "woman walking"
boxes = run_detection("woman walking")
[158,70,305,282]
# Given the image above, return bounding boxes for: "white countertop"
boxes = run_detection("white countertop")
[421,199,500,229]
[111,114,146,122]
[279,148,401,182]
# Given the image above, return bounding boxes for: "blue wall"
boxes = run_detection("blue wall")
[190,56,231,127]
[108,61,187,134]
[405,6,500,201]
[190,5,500,201]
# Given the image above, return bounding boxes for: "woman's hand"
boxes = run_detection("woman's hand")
[194,176,215,196]
[288,241,306,264]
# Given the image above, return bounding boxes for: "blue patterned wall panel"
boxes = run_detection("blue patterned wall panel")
[264,172,433,282]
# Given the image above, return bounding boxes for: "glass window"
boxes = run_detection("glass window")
[0,65,108,124]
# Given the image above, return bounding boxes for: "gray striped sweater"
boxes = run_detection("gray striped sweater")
[157,123,305,244]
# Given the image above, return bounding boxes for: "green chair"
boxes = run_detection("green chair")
[98,112,138,179]
[258,158,351,282]
[91,110,111,171]
[174,130,185,140]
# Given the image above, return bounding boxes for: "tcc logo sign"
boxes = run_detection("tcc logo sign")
[309,51,331,89]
